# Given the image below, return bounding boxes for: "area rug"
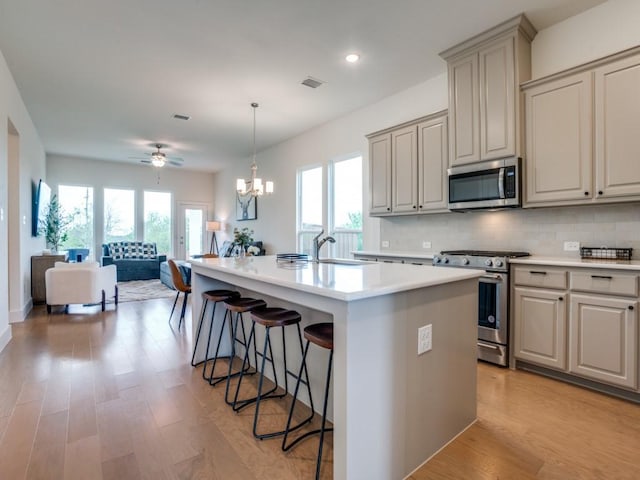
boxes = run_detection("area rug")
[116,279,176,303]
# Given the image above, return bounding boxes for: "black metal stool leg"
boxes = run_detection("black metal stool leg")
[191,298,209,367]
[178,291,189,329]
[169,291,179,323]
[315,349,333,480]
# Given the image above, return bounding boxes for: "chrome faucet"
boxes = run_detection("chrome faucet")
[312,229,336,262]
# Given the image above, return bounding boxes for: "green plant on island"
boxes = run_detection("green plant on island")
[233,227,254,249]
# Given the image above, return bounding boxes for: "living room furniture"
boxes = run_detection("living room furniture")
[45,261,118,313]
[160,260,191,290]
[31,254,67,304]
[167,259,191,328]
[66,248,90,262]
[206,221,222,254]
[101,241,166,281]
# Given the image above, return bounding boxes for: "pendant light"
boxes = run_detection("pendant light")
[236,103,274,196]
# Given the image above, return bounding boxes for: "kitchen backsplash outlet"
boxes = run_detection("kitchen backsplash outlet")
[379,202,640,259]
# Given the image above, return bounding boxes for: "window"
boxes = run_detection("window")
[329,155,363,257]
[104,188,135,243]
[58,185,94,251]
[296,166,323,256]
[144,191,172,254]
[296,155,362,258]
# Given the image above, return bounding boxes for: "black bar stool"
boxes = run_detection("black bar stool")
[219,297,267,391]
[282,322,334,480]
[231,307,314,441]
[192,289,240,378]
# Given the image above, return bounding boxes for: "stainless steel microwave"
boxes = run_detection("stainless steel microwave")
[448,157,521,211]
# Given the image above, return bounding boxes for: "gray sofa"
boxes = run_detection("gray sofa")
[101,242,166,281]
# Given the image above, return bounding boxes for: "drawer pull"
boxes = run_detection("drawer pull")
[629,306,635,311]
[558,297,564,301]
[591,275,613,280]
[529,270,547,275]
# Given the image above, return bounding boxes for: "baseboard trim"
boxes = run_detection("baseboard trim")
[9,298,33,324]
[0,324,11,353]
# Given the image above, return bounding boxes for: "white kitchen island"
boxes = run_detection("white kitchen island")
[190,255,482,479]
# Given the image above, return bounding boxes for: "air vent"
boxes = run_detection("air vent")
[301,77,325,89]
[173,114,191,121]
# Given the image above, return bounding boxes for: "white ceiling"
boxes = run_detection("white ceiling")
[0,0,605,172]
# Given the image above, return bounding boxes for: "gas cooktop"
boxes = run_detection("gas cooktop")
[440,250,530,258]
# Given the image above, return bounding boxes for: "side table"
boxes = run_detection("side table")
[31,254,66,304]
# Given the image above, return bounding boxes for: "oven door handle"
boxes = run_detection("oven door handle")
[481,274,504,282]
[477,341,500,351]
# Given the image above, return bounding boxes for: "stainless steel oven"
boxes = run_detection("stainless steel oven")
[432,250,530,366]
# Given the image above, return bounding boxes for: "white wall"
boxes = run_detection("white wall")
[532,0,640,79]
[213,73,448,253]
[216,0,640,260]
[0,48,47,338]
[46,154,217,258]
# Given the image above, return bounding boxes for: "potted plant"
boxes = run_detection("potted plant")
[39,194,73,253]
[233,227,254,256]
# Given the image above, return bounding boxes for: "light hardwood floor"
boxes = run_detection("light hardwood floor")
[1,298,639,479]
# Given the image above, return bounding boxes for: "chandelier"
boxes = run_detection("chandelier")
[236,103,274,196]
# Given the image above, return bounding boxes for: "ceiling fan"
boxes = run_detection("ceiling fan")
[130,144,184,168]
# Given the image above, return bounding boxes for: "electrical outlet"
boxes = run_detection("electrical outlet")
[418,324,432,355]
[564,241,580,251]
[422,241,432,249]
[381,240,390,248]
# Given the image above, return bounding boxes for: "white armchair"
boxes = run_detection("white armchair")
[45,261,118,313]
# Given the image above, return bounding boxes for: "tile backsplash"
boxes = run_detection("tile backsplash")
[379,202,640,259]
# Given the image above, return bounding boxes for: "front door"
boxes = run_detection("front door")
[176,203,207,260]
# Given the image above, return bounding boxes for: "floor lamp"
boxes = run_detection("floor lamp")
[206,221,221,255]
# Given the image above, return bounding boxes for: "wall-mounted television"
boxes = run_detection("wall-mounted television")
[32,179,51,236]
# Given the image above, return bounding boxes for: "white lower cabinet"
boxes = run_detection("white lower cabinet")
[569,294,638,389]
[513,264,640,393]
[514,287,567,370]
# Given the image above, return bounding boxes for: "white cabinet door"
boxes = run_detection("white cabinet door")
[448,53,480,166]
[514,287,567,370]
[391,125,418,213]
[479,37,515,161]
[417,115,448,212]
[569,294,638,389]
[369,133,392,214]
[595,54,640,200]
[524,72,593,205]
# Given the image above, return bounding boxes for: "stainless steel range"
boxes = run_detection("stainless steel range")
[432,250,530,366]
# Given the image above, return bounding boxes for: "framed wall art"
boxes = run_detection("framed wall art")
[236,191,257,221]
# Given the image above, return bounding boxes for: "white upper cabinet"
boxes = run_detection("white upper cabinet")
[367,111,449,216]
[417,115,448,212]
[523,72,593,205]
[441,15,535,167]
[368,132,392,214]
[391,125,418,213]
[523,48,640,207]
[595,54,640,199]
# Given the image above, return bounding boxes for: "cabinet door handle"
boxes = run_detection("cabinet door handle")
[412,205,417,209]
[629,305,634,311]
[529,270,547,275]
[598,190,603,195]
[558,297,564,301]
[387,207,391,211]
[584,191,589,196]
[591,275,612,280]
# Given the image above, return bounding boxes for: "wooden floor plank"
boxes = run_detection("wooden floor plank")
[2,299,639,479]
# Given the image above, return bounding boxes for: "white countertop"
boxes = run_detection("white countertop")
[352,250,435,261]
[190,255,482,301]
[511,256,640,272]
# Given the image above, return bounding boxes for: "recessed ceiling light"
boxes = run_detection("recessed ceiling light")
[345,53,360,63]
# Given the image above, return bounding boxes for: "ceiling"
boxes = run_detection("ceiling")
[0,0,605,172]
